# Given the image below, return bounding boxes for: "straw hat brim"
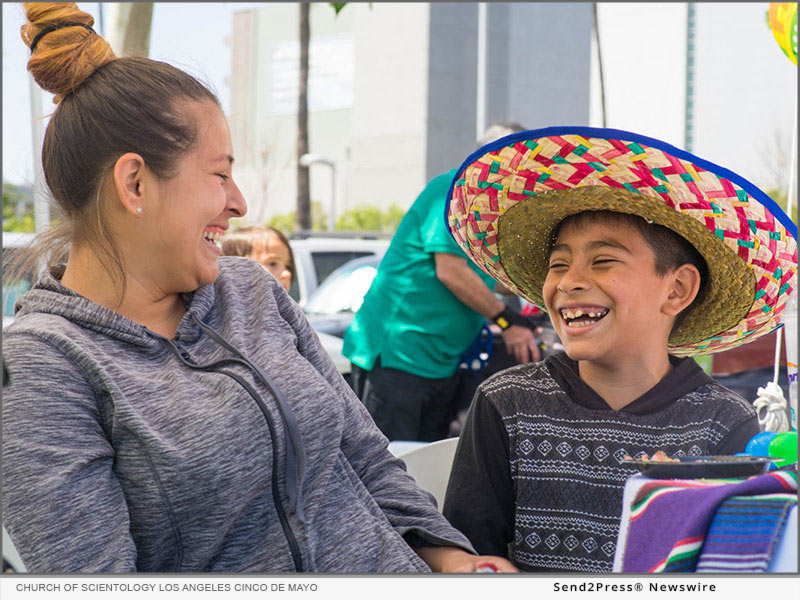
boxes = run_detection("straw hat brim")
[497,185,756,347]
[446,126,797,356]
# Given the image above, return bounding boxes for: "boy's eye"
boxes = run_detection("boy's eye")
[593,258,618,265]
[548,262,568,270]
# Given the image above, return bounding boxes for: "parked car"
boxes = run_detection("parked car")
[304,254,381,338]
[286,234,389,309]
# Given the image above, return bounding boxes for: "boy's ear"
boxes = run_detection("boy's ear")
[112,153,148,217]
[662,264,702,317]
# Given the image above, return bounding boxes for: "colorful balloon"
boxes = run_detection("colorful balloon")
[745,431,778,457]
[768,3,798,65]
[768,431,798,466]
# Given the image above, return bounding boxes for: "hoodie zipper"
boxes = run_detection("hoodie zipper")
[161,335,304,572]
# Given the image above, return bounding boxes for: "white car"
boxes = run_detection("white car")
[286,236,389,309]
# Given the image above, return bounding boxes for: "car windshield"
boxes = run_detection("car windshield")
[304,259,378,315]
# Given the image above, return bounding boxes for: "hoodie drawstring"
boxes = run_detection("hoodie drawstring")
[188,313,307,518]
[146,315,308,571]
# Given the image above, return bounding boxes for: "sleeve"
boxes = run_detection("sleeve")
[419,172,466,256]
[273,286,476,553]
[713,413,761,455]
[2,332,138,572]
[442,387,515,557]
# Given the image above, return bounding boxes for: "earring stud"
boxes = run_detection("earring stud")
[135,207,142,215]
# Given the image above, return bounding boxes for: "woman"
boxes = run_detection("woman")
[2,2,515,573]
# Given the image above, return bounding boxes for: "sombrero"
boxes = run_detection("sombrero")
[445,126,797,356]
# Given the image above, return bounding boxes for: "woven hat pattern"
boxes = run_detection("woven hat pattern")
[448,132,797,356]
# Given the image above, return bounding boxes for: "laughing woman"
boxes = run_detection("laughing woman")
[1,2,515,574]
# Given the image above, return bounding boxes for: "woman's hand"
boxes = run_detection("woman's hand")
[414,546,518,573]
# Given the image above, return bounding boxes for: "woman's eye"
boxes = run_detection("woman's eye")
[217,174,228,182]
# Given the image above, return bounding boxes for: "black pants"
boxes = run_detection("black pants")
[350,358,460,442]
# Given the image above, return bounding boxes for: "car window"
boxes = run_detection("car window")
[311,251,373,287]
[288,277,300,302]
[305,263,378,315]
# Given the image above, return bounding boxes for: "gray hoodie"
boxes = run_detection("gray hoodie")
[2,256,474,572]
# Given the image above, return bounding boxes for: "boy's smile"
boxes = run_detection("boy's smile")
[543,217,676,367]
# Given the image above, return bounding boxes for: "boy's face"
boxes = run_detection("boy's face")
[542,218,676,367]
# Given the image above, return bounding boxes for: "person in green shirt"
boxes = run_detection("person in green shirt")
[343,124,540,442]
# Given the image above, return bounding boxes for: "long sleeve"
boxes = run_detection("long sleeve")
[442,388,515,557]
[713,413,761,455]
[274,282,475,552]
[2,333,138,572]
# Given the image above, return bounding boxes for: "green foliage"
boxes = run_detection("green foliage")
[2,183,35,233]
[269,202,405,234]
[269,201,329,232]
[764,188,797,224]
[335,203,405,233]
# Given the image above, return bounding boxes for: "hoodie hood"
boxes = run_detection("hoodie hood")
[12,263,216,347]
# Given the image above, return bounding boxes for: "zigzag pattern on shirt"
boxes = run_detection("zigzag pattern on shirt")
[518,504,623,522]
[506,416,727,447]
[515,512,620,536]
[508,412,731,436]
[514,460,635,483]
[514,550,614,572]
[678,384,754,405]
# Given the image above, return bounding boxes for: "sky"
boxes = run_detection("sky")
[3,2,798,206]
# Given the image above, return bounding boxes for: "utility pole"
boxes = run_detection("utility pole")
[684,3,696,153]
[593,3,607,128]
[476,3,487,141]
[296,3,312,231]
[106,3,153,57]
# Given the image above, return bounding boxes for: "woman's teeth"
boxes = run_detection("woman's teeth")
[203,231,222,247]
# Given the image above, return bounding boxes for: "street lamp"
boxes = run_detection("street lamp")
[299,153,337,232]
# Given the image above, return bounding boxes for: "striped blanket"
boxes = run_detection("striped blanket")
[695,493,797,572]
[622,469,797,572]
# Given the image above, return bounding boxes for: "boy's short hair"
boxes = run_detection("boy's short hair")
[554,210,709,332]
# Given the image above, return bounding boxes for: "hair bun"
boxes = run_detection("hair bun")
[21,2,117,103]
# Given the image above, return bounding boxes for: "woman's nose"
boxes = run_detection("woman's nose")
[226,179,247,218]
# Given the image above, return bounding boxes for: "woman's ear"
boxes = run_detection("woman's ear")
[112,153,147,217]
[663,263,702,317]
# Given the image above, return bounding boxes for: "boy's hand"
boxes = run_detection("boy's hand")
[501,325,541,364]
[414,546,518,572]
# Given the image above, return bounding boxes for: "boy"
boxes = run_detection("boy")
[440,127,797,572]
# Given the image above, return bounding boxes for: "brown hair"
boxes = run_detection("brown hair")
[554,211,709,333]
[7,2,220,302]
[221,226,296,284]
